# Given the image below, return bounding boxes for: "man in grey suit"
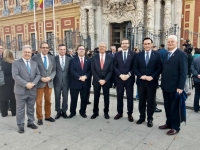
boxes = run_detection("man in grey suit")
[32,42,56,125]
[12,45,41,133]
[54,44,71,119]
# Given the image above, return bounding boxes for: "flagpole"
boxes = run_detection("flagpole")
[33,0,38,50]
[43,0,46,41]
[53,0,56,55]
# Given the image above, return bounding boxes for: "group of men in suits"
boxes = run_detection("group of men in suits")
[11,34,187,136]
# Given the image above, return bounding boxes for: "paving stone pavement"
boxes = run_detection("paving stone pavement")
[0,87,199,150]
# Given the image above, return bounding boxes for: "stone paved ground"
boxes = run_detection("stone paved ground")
[0,86,199,150]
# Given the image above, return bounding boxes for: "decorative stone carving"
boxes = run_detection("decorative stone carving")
[164,0,172,31]
[80,8,87,38]
[88,8,95,50]
[146,0,154,31]
[136,0,144,26]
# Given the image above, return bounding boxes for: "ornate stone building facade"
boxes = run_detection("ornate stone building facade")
[77,0,183,49]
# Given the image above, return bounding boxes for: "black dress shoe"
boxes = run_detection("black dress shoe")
[136,119,145,124]
[80,114,87,118]
[37,119,43,125]
[128,115,134,122]
[104,114,110,119]
[62,112,68,118]
[147,120,153,127]
[18,127,24,133]
[158,124,171,129]
[55,112,62,120]
[68,114,75,118]
[114,114,123,120]
[91,114,99,119]
[27,123,38,129]
[45,117,55,122]
[87,101,91,105]
[155,107,162,113]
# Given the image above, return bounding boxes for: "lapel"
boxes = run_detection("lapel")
[47,55,52,70]
[56,56,62,71]
[118,51,124,65]
[20,58,30,74]
[83,57,88,72]
[103,54,108,70]
[141,51,146,66]
[76,57,82,71]
[147,51,154,66]
[96,54,101,69]
[167,49,178,63]
[124,50,131,66]
[38,54,46,70]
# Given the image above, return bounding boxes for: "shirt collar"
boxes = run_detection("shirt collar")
[22,58,31,62]
[168,47,177,53]
[59,54,65,58]
[145,50,152,54]
[122,50,128,53]
[41,53,47,57]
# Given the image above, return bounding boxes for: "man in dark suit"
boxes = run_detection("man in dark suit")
[108,46,116,88]
[53,44,71,119]
[68,45,91,118]
[12,45,41,133]
[159,35,187,135]
[158,44,167,60]
[91,42,113,119]
[114,38,135,122]
[32,42,56,125]
[134,38,162,127]
[66,49,75,58]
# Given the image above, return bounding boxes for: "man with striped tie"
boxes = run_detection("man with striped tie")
[54,44,71,119]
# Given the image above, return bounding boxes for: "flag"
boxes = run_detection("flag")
[30,0,34,9]
[39,0,43,9]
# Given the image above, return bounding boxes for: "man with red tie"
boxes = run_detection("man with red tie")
[91,42,113,119]
[68,45,91,118]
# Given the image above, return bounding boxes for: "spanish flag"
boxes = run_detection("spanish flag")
[39,0,43,9]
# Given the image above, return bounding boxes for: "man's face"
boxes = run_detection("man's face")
[40,43,49,55]
[167,38,177,51]
[111,47,116,53]
[58,46,66,56]
[99,43,106,54]
[0,46,3,54]
[69,50,74,55]
[22,48,32,60]
[77,46,85,57]
[121,40,130,51]
[143,39,153,51]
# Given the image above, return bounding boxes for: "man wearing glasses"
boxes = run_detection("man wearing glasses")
[114,38,136,122]
[32,42,56,125]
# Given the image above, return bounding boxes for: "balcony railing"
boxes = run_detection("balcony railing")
[14,6,22,14]
[61,0,72,4]
[2,9,10,16]
[45,0,53,8]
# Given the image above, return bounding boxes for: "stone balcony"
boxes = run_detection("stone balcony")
[60,0,73,4]
[2,9,10,16]
[13,6,22,14]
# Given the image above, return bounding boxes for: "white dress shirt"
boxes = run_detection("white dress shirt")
[22,58,31,69]
[168,47,177,57]
[59,55,65,68]
[122,50,128,60]
[41,53,49,69]
[99,53,106,62]
[79,56,85,62]
[145,50,152,60]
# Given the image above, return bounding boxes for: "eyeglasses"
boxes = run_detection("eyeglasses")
[121,43,129,44]
[78,48,85,50]
[42,47,49,49]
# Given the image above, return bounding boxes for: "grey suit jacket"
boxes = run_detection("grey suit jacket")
[32,53,56,88]
[12,58,41,95]
[53,55,71,87]
[191,56,200,83]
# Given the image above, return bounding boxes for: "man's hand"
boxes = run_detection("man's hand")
[177,88,183,94]
[46,77,51,82]
[198,75,200,78]
[79,76,86,82]
[120,74,126,81]
[140,75,146,80]
[99,80,106,86]
[26,82,34,89]
[41,77,48,82]
[124,74,130,80]
[146,76,153,81]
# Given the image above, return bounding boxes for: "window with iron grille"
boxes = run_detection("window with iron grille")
[18,34,22,51]
[6,35,10,49]
[31,33,36,50]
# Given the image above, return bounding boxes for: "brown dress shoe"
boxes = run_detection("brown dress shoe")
[159,124,171,129]
[128,115,134,122]
[167,129,178,135]
[114,114,123,120]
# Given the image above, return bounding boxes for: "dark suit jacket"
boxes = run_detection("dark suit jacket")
[134,50,162,87]
[69,56,91,89]
[53,55,71,87]
[191,56,200,83]
[66,54,75,58]
[158,48,168,60]
[91,53,113,88]
[114,50,135,84]
[161,49,188,92]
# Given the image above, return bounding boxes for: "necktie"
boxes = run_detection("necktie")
[44,56,47,69]
[26,61,31,74]
[61,56,64,70]
[146,52,149,65]
[124,52,127,64]
[100,54,104,70]
[80,58,84,70]
[167,52,172,60]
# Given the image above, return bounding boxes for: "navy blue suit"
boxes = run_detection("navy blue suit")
[158,48,168,60]
[69,56,91,115]
[114,50,135,115]
[161,49,187,131]
[134,50,162,121]
[108,52,116,86]
[91,54,113,114]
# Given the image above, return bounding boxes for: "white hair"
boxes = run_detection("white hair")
[168,35,178,42]
[99,42,107,47]
[111,46,116,49]
[22,45,32,51]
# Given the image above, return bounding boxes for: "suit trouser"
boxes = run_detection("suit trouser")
[0,99,16,117]
[162,89,180,131]
[93,86,110,114]
[54,84,69,113]
[138,84,156,121]
[116,83,133,115]
[70,88,88,115]
[36,84,52,119]
[194,83,200,111]
[15,94,36,127]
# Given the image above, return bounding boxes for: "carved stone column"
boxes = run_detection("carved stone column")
[164,0,172,32]
[154,0,161,33]
[88,7,95,50]
[136,0,144,25]
[80,8,87,39]
[147,0,155,32]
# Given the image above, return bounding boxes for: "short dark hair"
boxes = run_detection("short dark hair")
[76,45,84,51]
[160,44,165,48]
[58,44,66,49]
[121,38,130,44]
[143,37,153,44]
[40,42,48,48]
